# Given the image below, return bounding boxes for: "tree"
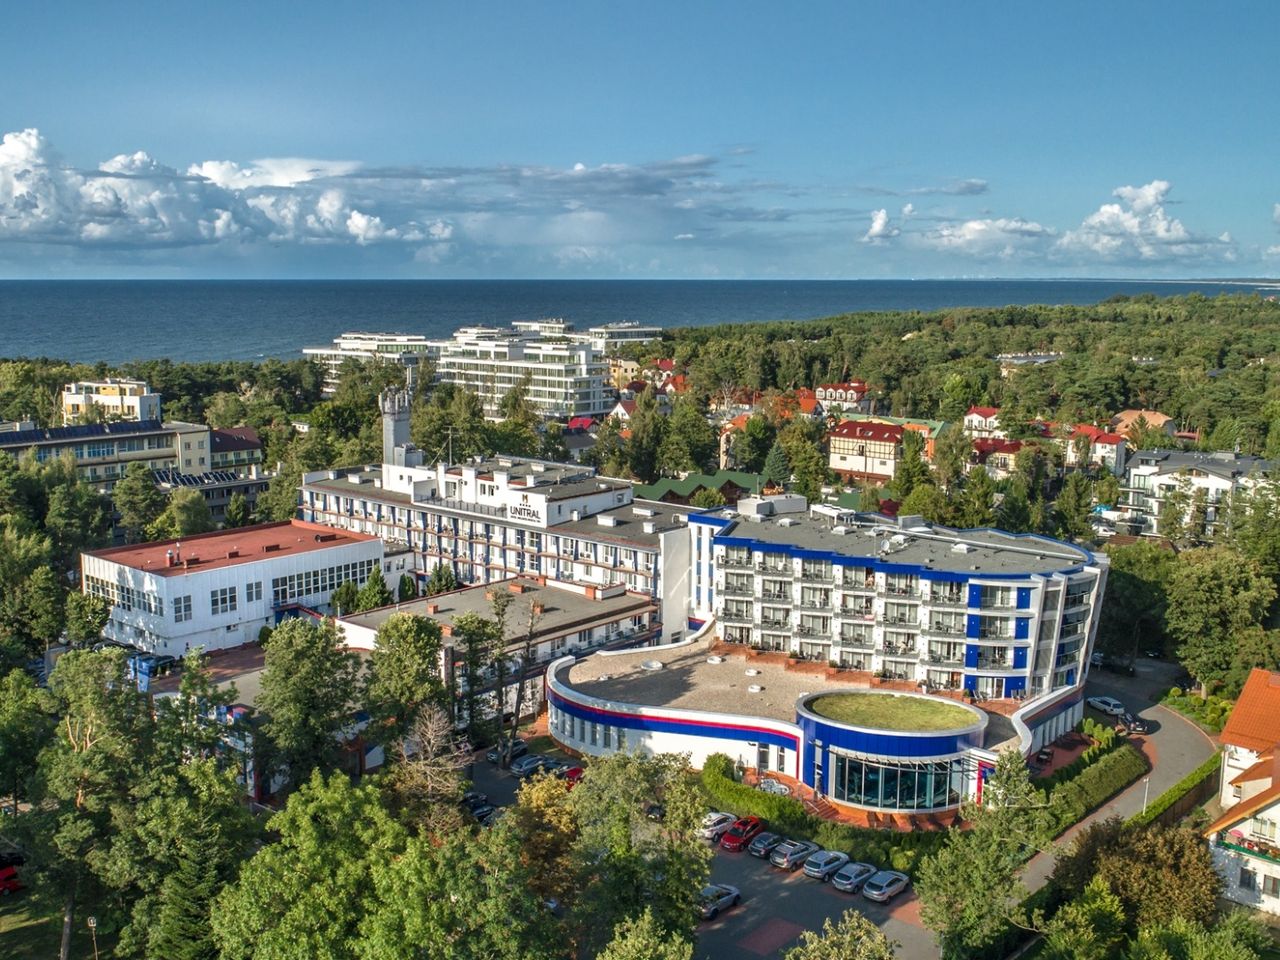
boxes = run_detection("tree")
[355,567,394,612]
[225,491,252,528]
[932,424,972,493]
[144,831,223,960]
[113,461,167,542]
[17,565,66,652]
[1166,547,1276,694]
[1054,471,1094,542]
[954,468,996,529]
[1039,877,1126,960]
[1097,541,1174,661]
[689,487,726,509]
[898,484,949,524]
[763,441,792,487]
[916,751,1053,959]
[424,563,458,596]
[734,415,775,472]
[364,613,445,746]
[508,773,579,909]
[257,618,362,789]
[379,704,470,829]
[589,415,630,477]
[598,908,694,960]
[996,478,1033,533]
[783,909,899,960]
[0,668,53,814]
[539,421,570,462]
[44,479,111,571]
[64,592,111,648]
[657,397,717,476]
[1158,476,1191,544]
[890,430,933,500]
[396,572,417,602]
[1128,913,1270,960]
[331,580,360,616]
[789,439,829,504]
[213,771,407,960]
[627,389,665,483]
[450,611,500,742]
[149,487,217,540]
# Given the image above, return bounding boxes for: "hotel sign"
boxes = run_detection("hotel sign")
[509,504,543,524]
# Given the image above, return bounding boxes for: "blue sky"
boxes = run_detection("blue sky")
[2,2,1277,278]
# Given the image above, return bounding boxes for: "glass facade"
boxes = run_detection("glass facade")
[828,751,967,811]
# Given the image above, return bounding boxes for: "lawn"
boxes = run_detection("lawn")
[0,895,113,960]
[807,692,977,731]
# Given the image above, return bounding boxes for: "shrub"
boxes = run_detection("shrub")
[1161,688,1233,733]
[258,625,273,644]
[1128,752,1221,827]
[1048,744,1149,835]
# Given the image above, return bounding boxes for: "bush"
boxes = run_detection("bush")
[1161,688,1233,733]
[1047,744,1149,834]
[258,625,273,644]
[1128,752,1221,827]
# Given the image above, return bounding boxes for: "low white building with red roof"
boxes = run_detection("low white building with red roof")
[1205,668,1280,914]
[963,406,1005,439]
[828,420,904,483]
[815,380,873,414]
[81,520,386,657]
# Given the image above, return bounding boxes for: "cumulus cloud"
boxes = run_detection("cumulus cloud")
[188,157,360,189]
[862,208,899,244]
[919,217,1053,258]
[860,178,989,197]
[1055,179,1233,263]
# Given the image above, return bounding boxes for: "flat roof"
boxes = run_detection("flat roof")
[85,520,380,576]
[713,514,1092,577]
[561,637,1016,749]
[340,577,657,644]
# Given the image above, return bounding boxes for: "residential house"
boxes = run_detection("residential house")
[835,413,948,462]
[963,406,1005,440]
[632,470,768,506]
[1120,449,1275,539]
[815,380,873,414]
[828,420,903,483]
[972,438,1025,480]
[62,378,161,424]
[1110,409,1177,441]
[1205,668,1280,915]
[1059,424,1127,476]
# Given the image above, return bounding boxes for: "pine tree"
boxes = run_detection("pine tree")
[397,573,418,602]
[956,468,996,529]
[331,580,360,615]
[424,563,458,596]
[113,460,167,542]
[225,491,252,528]
[356,568,394,611]
[997,479,1033,533]
[763,442,791,487]
[146,835,221,960]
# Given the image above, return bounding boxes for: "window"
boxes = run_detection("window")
[603,725,612,748]
[1240,866,1257,891]
[1264,875,1280,898]
[211,586,237,616]
[590,722,598,746]
[173,595,192,623]
[616,727,626,749]
[246,581,262,603]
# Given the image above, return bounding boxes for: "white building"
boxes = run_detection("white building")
[429,323,611,419]
[569,322,662,355]
[81,520,385,656]
[963,406,1005,439]
[62,379,162,424]
[302,331,435,393]
[1120,449,1275,539]
[1206,668,1280,915]
[298,390,698,639]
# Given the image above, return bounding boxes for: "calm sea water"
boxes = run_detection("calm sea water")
[0,279,1274,365]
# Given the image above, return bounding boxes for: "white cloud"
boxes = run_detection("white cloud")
[674,233,694,240]
[1055,179,1233,262]
[862,208,899,244]
[920,217,1052,258]
[901,203,915,218]
[188,157,360,189]
[1274,202,1280,226]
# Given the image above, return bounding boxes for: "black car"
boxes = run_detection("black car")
[646,803,666,822]
[0,850,25,869]
[460,792,490,814]
[486,738,528,764]
[1122,713,1149,734]
[469,803,497,822]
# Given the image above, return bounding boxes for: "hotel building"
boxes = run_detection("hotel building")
[61,378,161,424]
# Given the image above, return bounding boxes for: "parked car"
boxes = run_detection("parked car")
[0,850,24,870]
[697,883,740,920]
[557,766,584,788]
[479,807,505,828]
[487,738,528,764]
[92,639,136,654]
[1086,696,1125,716]
[460,792,490,814]
[699,812,736,841]
[1122,712,1149,734]
[747,831,784,858]
[803,850,850,881]
[468,803,497,822]
[645,803,666,822]
[862,870,909,902]
[756,778,791,796]
[0,866,24,896]
[831,861,878,894]
[770,839,820,871]
[1089,652,1105,667]
[1143,649,1163,659]
[510,754,558,779]
[720,816,766,852]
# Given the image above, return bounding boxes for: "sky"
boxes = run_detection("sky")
[2,2,1278,279]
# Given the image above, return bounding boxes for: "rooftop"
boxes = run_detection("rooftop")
[84,520,380,576]
[806,691,980,732]
[1128,448,1275,480]
[211,426,262,453]
[1221,668,1280,753]
[711,512,1094,576]
[0,418,204,448]
[340,577,656,644]
[561,637,1014,748]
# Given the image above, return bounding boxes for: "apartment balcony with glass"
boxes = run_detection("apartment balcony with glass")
[795,616,831,639]
[979,585,1015,610]
[841,599,876,620]
[838,565,876,590]
[798,588,832,611]
[977,615,1013,639]
[801,562,834,583]
[723,625,752,644]
[927,613,965,636]
[879,659,918,680]
[975,646,1014,670]
[760,606,792,630]
[883,601,917,627]
[758,554,793,576]
[720,575,754,598]
[927,641,965,666]
[882,630,918,657]
[720,549,754,569]
[720,601,753,625]
[883,575,919,598]
[761,579,792,602]
[927,584,967,608]
[836,651,872,670]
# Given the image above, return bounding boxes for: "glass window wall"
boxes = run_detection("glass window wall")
[828,751,968,811]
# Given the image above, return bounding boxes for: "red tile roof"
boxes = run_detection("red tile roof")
[831,420,903,443]
[1204,780,1280,837]
[84,520,379,577]
[1221,668,1280,753]
[817,380,869,396]
[972,438,1024,461]
[566,417,596,432]
[1230,754,1275,786]
[966,406,1001,418]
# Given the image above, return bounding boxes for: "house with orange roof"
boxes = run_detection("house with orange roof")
[1060,424,1127,476]
[1110,409,1177,441]
[1204,668,1280,914]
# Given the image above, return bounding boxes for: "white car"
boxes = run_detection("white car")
[1086,695,1125,716]
[802,849,850,881]
[699,812,736,840]
[862,870,910,902]
[756,778,791,796]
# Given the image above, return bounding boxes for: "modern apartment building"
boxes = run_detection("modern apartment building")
[302,331,435,393]
[690,502,1108,705]
[429,322,611,419]
[62,378,162,424]
[297,390,698,638]
[1120,449,1274,538]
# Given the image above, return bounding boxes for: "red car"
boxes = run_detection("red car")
[0,866,24,896]
[560,766,584,790]
[720,816,766,852]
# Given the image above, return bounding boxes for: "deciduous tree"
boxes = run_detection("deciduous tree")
[783,909,899,960]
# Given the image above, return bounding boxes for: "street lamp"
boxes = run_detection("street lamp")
[86,916,100,960]
[1141,776,1151,815]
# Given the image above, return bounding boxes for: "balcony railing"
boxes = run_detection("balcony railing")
[801,569,834,583]
[882,584,919,597]
[927,653,965,666]
[841,607,875,620]
[928,593,967,608]
[1217,836,1280,866]
[761,592,791,603]
[758,565,793,577]
[883,615,917,626]
[720,611,754,625]
[760,618,792,630]
[976,659,1014,670]
[720,583,754,598]
[797,597,833,611]
[928,622,964,635]
[719,554,754,569]
[794,624,832,640]
[839,635,875,649]
[881,645,918,657]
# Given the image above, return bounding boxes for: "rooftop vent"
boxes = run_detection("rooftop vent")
[597,514,619,527]
[633,506,655,517]
[642,521,656,534]
[747,684,764,693]
[951,543,972,554]
[831,525,848,535]
[777,517,799,527]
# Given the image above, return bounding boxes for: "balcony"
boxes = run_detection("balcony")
[720,610,754,626]
[720,582,754,598]
[797,597,833,611]
[926,652,965,666]
[758,565,793,578]
[976,658,1014,671]
[1216,836,1280,867]
[840,607,876,621]
[928,621,964,636]
[801,569,834,583]
[794,623,832,640]
[761,592,791,603]
[883,615,917,627]
[882,585,919,598]
[881,644,918,658]
[760,618,792,631]
[1064,593,1090,609]
[838,635,875,650]
[720,554,754,569]
[928,592,967,609]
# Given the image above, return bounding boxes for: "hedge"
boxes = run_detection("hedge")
[1127,751,1221,827]
[698,754,945,874]
[1039,719,1121,789]
[1044,742,1150,835]
[1161,688,1233,733]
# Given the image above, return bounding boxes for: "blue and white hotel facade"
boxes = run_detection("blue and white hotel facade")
[547,503,1108,814]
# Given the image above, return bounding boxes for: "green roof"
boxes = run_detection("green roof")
[634,470,766,501]
[837,413,950,435]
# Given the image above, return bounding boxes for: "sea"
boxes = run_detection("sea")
[0,278,1275,365]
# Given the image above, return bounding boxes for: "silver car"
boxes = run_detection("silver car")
[831,861,878,894]
[770,839,820,871]
[697,883,740,920]
[803,849,850,881]
[699,812,736,841]
[747,831,784,858]
[862,870,909,902]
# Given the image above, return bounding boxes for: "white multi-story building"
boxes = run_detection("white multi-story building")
[569,322,662,355]
[62,378,162,424]
[298,391,697,639]
[690,501,1108,707]
[81,520,385,656]
[1120,449,1274,538]
[302,331,436,393]
[429,323,611,419]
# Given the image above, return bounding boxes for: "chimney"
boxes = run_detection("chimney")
[508,582,525,594]
[226,550,239,559]
[425,603,440,615]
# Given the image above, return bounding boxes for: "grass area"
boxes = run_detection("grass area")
[0,896,112,960]
[807,692,976,731]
